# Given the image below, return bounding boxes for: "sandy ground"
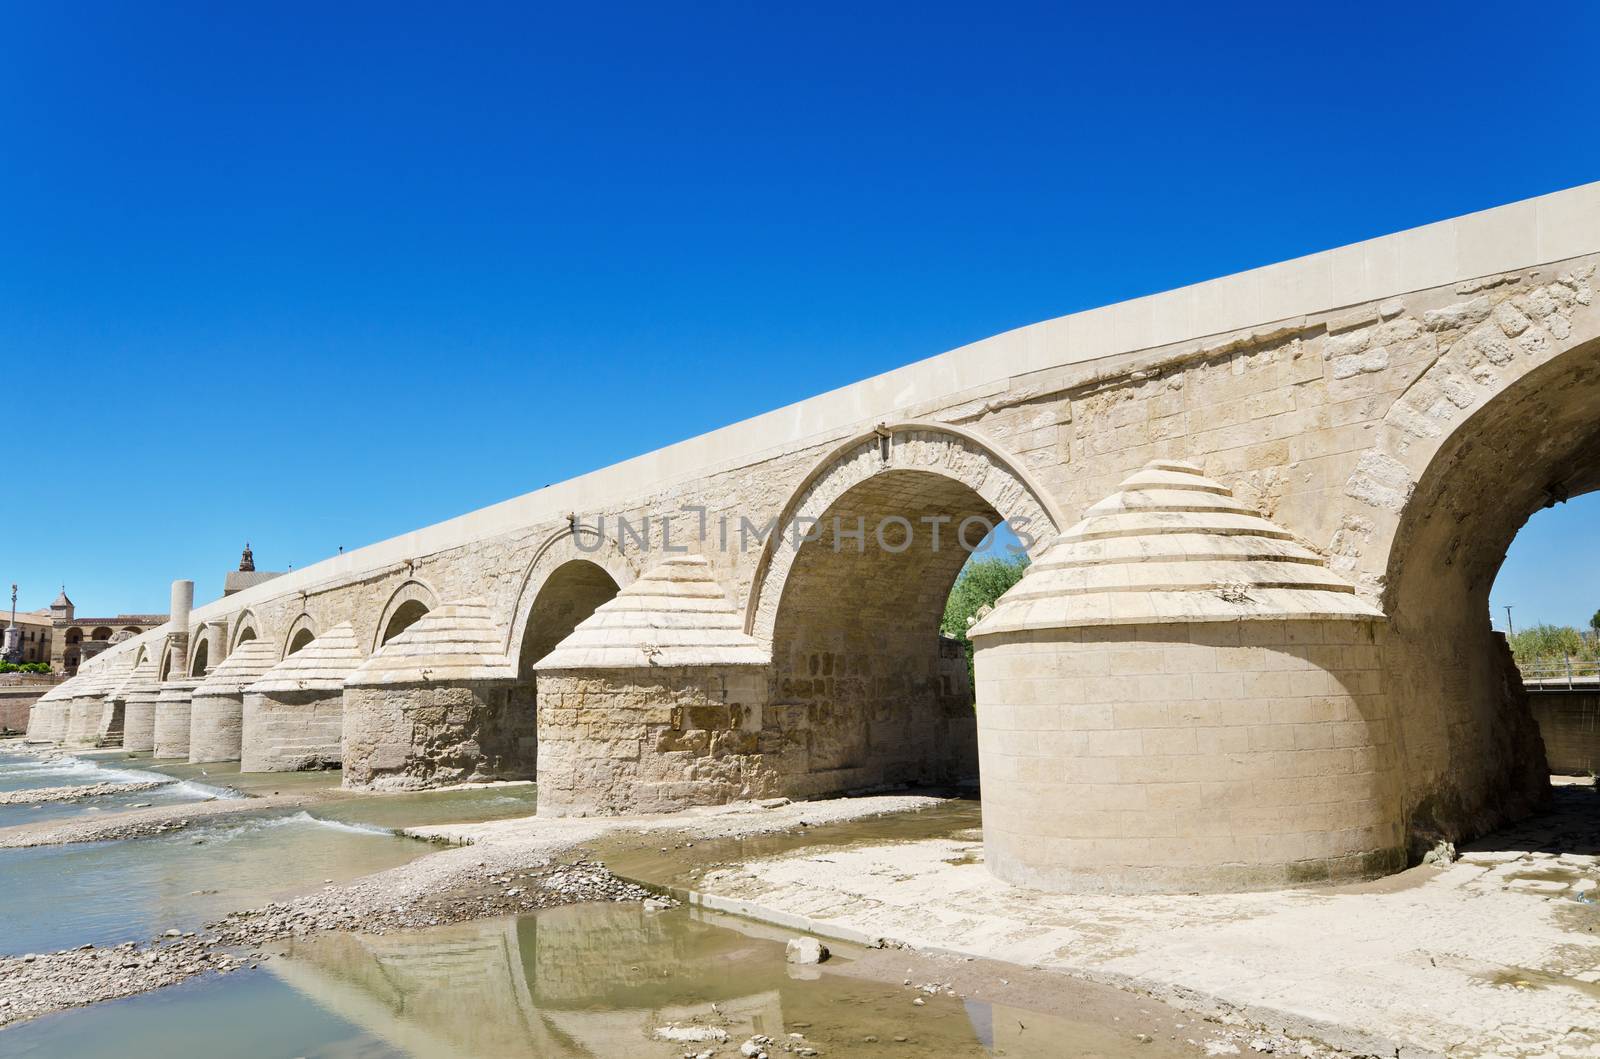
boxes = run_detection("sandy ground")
[632,783,1600,1059]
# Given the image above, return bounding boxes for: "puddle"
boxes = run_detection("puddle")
[598,797,982,891]
[0,810,426,955]
[312,784,539,830]
[2,902,1203,1058]
[1481,965,1600,1001]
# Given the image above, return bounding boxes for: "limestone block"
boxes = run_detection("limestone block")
[240,622,363,772]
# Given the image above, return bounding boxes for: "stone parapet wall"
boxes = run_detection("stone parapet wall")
[977,619,1403,892]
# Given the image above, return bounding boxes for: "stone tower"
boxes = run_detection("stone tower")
[50,588,74,624]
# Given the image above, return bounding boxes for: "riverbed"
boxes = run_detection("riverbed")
[1,901,1210,1059]
[0,743,1297,1058]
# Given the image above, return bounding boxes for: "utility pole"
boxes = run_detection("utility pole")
[1503,604,1515,638]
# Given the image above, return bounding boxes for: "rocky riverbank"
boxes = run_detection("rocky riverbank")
[0,793,314,848]
[0,794,943,1029]
[0,851,657,1028]
[0,780,168,805]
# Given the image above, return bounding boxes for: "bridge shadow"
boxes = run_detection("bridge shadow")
[1458,777,1599,859]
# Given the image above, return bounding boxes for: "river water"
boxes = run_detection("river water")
[1,902,1195,1058]
[0,746,1200,1058]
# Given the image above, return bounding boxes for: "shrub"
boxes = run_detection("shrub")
[1508,623,1598,667]
[942,554,1030,683]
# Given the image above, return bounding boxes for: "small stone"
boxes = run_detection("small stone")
[912,997,925,1006]
[785,936,828,965]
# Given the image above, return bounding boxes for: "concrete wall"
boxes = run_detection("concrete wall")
[1528,688,1600,775]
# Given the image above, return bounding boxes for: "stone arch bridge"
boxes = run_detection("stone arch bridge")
[31,183,1600,893]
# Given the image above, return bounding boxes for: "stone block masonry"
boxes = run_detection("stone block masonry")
[28,184,1600,893]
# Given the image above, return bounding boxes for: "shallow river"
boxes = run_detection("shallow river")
[1,902,1178,1059]
[0,747,1197,1058]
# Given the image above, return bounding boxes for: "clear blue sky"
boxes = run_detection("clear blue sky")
[3,2,1597,622]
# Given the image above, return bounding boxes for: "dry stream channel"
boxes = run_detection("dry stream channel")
[0,743,1266,1058]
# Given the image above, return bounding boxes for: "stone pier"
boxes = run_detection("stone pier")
[970,461,1401,892]
[189,638,281,763]
[242,622,361,772]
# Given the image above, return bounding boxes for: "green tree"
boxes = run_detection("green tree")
[1591,609,1600,637]
[942,553,1030,683]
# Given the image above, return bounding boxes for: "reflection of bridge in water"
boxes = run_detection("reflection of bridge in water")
[267,902,1150,1057]
[269,905,799,1059]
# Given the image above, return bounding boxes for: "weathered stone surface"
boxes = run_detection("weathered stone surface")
[343,602,525,790]
[30,186,1600,892]
[241,622,362,772]
[189,639,281,763]
[152,679,202,760]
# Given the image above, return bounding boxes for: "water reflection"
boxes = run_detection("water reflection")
[5,902,1186,1058]
[269,904,1155,1058]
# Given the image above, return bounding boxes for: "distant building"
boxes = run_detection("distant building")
[22,545,280,674]
[223,542,285,596]
[4,608,55,665]
[47,589,167,675]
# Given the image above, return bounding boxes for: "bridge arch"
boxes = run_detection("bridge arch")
[189,627,212,677]
[750,422,1063,796]
[503,528,635,658]
[230,610,260,651]
[373,579,438,652]
[283,612,318,657]
[503,529,635,776]
[746,421,1063,643]
[1374,315,1600,849]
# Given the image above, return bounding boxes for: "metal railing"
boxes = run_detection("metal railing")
[1520,657,1600,688]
